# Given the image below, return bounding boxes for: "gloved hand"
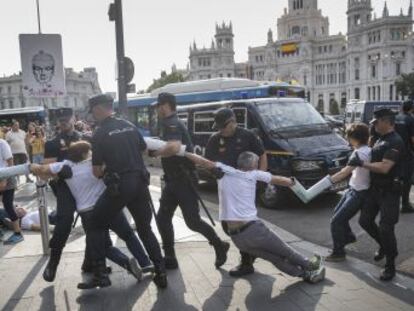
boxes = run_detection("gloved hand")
[211,167,225,179]
[58,165,73,179]
[347,152,363,167]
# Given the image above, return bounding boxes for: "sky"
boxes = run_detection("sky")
[0,0,410,93]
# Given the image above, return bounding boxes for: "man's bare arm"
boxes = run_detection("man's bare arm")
[259,153,268,171]
[93,165,105,179]
[330,166,354,184]
[270,175,295,187]
[185,152,216,170]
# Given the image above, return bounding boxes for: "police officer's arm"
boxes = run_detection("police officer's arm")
[153,121,183,157]
[185,152,216,170]
[249,132,268,171]
[362,147,399,174]
[91,133,105,178]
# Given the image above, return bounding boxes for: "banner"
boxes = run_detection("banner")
[19,34,66,97]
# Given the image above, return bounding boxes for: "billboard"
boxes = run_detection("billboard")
[19,34,66,97]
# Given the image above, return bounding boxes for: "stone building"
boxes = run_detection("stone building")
[188,0,414,113]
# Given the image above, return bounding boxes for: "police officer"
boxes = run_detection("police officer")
[356,108,405,281]
[42,108,83,282]
[152,93,230,270]
[205,108,268,277]
[395,100,414,213]
[77,94,166,289]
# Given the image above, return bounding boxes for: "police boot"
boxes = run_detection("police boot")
[43,248,62,282]
[153,268,168,289]
[380,259,396,282]
[77,261,111,290]
[211,239,230,268]
[81,258,112,274]
[164,248,179,270]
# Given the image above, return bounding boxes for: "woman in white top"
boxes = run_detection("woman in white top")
[325,123,371,262]
[30,141,154,280]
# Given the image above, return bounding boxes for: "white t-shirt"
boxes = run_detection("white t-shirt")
[216,162,272,221]
[349,145,371,191]
[5,130,27,155]
[49,159,106,213]
[21,211,40,230]
[0,139,12,168]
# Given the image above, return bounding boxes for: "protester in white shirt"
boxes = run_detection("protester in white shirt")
[325,123,372,262]
[185,151,325,284]
[5,121,32,183]
[0,139,22,245]
[30,141,154,280]
[0,207,56,231]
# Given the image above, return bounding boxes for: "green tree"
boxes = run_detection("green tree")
[146,71,185,93]
[329,99,340,115]
[396,73,414,100]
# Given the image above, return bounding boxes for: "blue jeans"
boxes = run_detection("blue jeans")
[330,188,367,255]
[32,154,44,164]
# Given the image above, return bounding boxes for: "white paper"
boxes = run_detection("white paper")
[0,164,30,180]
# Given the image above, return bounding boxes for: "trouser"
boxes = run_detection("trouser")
[89,172,164,271]
[0,189,16,222]
[359,185,401,262]
[330,188,367,254]
[222,221,255,266]
[402,157,414,207]
[49,180,76,250]
[157,176,221,255]
[230,220,311,277]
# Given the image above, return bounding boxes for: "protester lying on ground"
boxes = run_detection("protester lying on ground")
[0,206,57,232]
[29,141,154,280]
[185,151,326,284]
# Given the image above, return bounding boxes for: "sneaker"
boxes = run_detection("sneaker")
[127,258,143,281]
[4,232,24,245]
[304,254,326,284]
[141,263,155,274]
[325,252,346,262]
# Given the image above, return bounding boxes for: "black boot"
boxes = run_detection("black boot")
[43,248,62,282]
[380,259,396,281]
[211,240,230,268]
[229,252,255,277]
[77,261,111,290]
[164,248,179,270]
[374,248,385,262]
[81,259,112,274]
[153,266,168,289]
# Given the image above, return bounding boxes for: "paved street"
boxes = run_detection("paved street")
[1,174,414,310]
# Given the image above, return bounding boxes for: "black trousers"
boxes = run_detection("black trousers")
[157,177,220,255]
[402,157,414,207]
[49,180,76,250]
[359,186,401,261]
[89,172,164,271]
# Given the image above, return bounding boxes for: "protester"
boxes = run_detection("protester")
[29,126,46,164]
[0,206,57,231]
[324,123,371,262]
[185,151,325,284]
[5,120,32,183]
[0,138,22,245]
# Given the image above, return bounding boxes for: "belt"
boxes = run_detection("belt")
[227,221,256,236]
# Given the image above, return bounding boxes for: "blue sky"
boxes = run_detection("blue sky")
[0,0,410,93]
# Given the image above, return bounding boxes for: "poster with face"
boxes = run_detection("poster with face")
[19,34,66,98]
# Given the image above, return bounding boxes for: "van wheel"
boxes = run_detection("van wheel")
[259,186,290,209]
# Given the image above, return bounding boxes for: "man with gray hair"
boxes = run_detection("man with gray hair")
[185,151,325,283]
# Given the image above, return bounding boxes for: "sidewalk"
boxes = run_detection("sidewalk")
[1,184,414,310]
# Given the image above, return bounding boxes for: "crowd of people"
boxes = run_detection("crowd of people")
[0,92,413,290]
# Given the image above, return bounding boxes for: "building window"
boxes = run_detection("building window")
[354,88,360,100]
[303,74,307,86]
[368,87,371,100]
[0,101,4,109]
[7,86,12,93]
[371,65,376,79]
[377,86,381,100]
[390,85,394,101]
[227,73,232,78]
[354,15,361,26]
[0,87,2,94]
[9,100,14,108]
[396,63,401,76]
[355,68,360,81]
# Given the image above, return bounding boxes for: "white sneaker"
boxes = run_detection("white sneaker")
[128,258,143,282]
[304,254,326,284]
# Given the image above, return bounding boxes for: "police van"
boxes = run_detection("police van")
[345,100,402,126]
[176,97,351,207]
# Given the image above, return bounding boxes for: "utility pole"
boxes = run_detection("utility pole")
[36,0,42,33]
[109,0,133,117]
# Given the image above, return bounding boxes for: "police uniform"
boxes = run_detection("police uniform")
[42,108,82,282]
[205,108,265,276]
[395,111,414,210]
[85,94,165,288]
[156,109,227,266]
[359,109,405,278]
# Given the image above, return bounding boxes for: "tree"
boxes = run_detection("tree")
[329,99,340,115]
[146,71,185,93]
[396,73,414,100]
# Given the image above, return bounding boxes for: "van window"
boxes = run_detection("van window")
[177,112,189,127]
[135,107,150,131]
[194,111,215,134]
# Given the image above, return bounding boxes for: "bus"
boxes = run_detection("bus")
[345,100,402,126]
[125,78,307,136]
[0,106,46,130]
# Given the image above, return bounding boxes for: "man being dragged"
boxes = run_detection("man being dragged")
[185,151,325,284]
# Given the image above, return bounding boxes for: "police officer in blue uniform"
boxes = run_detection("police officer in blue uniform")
[151,92,230,270]
[78,94,166,289]
[395,100,414,213]
[42,108,83,282]
[205,108,268,277]
[356,108,405,281]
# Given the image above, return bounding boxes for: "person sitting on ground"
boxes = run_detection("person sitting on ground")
[30,141,154,280]
[185,151,325,284]
[0,206,57,232]
[325,123,371,262]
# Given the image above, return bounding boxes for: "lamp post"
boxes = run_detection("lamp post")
[36,0,42,34]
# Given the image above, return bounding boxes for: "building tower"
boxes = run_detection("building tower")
[288,0,318,11]
[215,22,234,50]
[347,0,373,34]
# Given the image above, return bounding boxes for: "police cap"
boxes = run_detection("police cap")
[88,94,114,111]
[55,108,73,122]
[370,108,398,124]
[213,108,235,130]
[154,92,176,109]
